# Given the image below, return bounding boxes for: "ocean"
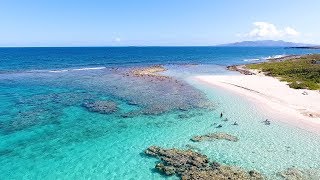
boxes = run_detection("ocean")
[1,47,320,179]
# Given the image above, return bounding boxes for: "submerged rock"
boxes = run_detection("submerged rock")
[155,163,176,175]
[181,167,263,180]
[191,132,239,142]
[145,146,209,174]
[276,168,320,180]
[278,168,305,180]
[82,100,117,114]
[145,146,264,180]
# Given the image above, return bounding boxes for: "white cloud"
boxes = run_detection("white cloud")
[284,27,300,36]
[114,37,121,42]
[241,22,300,39]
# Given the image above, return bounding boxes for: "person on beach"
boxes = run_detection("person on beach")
[263,119,270,125]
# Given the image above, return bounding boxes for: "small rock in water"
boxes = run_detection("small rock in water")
[277,168,312,180]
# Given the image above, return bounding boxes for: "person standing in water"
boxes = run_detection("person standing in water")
[220,112,223,118]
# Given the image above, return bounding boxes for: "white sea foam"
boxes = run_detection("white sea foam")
[243,58,261,62]
[48,67,106,73]
[71,67,106,71]
[264,54,287,60]
[244,54,287,62]
[48,69,69,73]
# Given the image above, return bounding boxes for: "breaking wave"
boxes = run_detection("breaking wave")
[47,67,107,73]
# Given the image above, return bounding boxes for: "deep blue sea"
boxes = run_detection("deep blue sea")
[1,47,320,71]
[1,47,320,179]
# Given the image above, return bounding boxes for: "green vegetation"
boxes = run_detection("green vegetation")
[247,54,320,90]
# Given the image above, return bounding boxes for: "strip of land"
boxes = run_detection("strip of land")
[194,55,320,134]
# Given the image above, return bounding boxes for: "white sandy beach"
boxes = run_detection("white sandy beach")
[195,73,320,134]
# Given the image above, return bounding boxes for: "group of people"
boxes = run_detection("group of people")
[217,112,238,127]
[216,112,270,127]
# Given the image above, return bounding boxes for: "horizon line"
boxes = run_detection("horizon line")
[0,45,316,48]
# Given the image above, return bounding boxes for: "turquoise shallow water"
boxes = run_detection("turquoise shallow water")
[1,47,320,179]
[0,65,319,180]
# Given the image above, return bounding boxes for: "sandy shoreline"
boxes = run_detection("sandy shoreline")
[194,73,320,134]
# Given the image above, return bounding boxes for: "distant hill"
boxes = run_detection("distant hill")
[220,40,315,47]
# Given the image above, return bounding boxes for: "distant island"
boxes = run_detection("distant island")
[289,46,320,49]
[220,40,316,47]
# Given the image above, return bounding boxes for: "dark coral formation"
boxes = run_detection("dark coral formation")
[145,146,264,180]
[82,100,118,114]
[0,109,61,135]
[41,65,214,118]
[0,91,96,135]
[191,132,239,142]
[19,92,95,107]
[4,64,214,131]
[113,65,214,116]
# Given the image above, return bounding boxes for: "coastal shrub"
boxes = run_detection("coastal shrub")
[247,54,320,90]
[289,81,306,89]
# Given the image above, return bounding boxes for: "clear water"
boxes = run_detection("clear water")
[0,47,320,179]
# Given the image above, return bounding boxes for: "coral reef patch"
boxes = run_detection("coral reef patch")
[82,100,118,114]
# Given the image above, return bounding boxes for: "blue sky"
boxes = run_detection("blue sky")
[0,0,319,46]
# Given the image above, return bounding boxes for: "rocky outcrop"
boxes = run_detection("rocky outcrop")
[130,65,169,80]
[82,100,117,114]
[227,65,255,75]
[145,146,264,180]
[191,132,239,142]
